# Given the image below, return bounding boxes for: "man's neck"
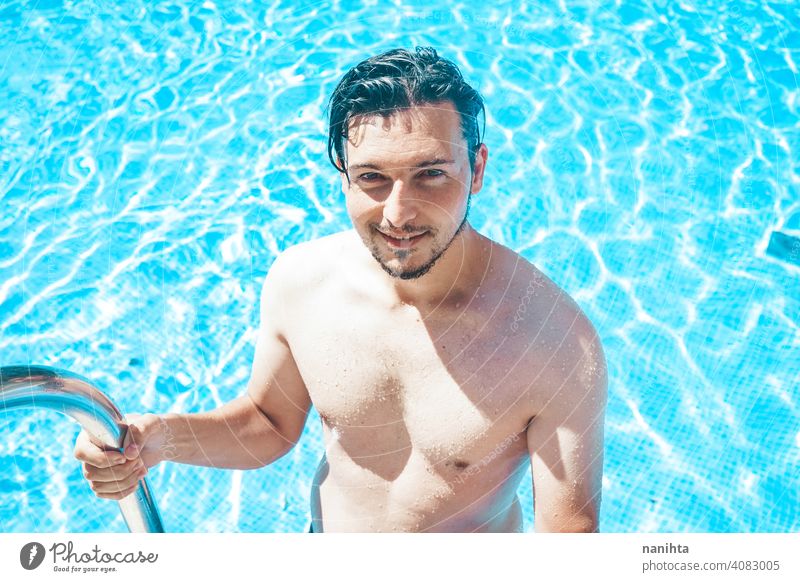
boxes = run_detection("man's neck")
[380,224,494,310]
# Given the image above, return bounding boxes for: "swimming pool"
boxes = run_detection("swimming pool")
[1,0,798,533]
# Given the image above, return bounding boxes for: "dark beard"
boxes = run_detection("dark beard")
[369,195,471,280]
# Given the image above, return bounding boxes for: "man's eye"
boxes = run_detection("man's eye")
[359,172,382,181]
[421,169,445,178]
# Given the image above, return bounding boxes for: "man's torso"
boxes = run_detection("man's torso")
[279,230,581,532]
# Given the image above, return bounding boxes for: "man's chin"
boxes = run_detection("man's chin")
[365,231,450,280]
[377,258,435,280]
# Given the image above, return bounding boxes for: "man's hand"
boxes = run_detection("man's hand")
[73,413,166,501]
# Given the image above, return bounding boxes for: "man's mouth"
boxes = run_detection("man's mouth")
[377,230,428,249]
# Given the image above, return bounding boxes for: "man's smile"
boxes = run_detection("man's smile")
[377,229,429,250]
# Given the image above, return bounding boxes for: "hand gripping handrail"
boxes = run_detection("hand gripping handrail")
[0,365,164,533]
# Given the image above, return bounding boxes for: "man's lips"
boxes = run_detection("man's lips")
[377,230,428,249]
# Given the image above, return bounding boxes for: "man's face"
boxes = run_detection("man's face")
[341,101,488,280]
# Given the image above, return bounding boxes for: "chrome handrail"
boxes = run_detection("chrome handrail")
[0,365,164,533]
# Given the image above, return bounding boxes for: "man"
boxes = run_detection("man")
[74,47,608,533]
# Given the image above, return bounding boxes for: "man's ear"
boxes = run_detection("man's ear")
[340,170,350,194]
[470,143,489,195]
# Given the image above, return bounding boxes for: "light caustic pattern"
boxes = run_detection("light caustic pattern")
[0,0,798,532]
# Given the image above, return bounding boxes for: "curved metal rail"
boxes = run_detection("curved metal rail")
[0,365,164,533]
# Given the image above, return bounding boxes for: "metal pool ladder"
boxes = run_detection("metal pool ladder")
[0,365,164,533]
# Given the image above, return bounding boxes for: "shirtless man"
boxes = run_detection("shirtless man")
[74,47,608,533]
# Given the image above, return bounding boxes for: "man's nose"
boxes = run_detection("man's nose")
[382,179,419,227]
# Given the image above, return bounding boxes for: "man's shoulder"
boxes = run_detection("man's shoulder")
[267,229,358,286]
[499,246,606,396]
[500,247,594,336]
[277,229,357,261]
[542,288,607,400]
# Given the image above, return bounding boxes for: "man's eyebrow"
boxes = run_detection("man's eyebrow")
[349,158,455,171]
[416,158,455,168]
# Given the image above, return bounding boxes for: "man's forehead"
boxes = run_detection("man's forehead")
[347,102,460,133]
[344,103,466,164]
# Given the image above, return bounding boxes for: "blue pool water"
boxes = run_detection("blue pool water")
[1,0,798,533]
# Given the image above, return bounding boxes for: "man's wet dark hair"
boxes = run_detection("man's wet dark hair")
[327,46,485,176]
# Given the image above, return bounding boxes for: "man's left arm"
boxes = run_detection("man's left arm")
[526,323,608,533]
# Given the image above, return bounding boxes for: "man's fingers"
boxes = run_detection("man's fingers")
[89,465,147,495]
[73,430,126,468]
[83,458,143,484]
[96,482,142,501]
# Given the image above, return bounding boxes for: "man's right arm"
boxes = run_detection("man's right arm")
[74,250,312,499]
[154,248,312,469]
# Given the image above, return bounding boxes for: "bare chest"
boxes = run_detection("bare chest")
[285,296,541,469]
